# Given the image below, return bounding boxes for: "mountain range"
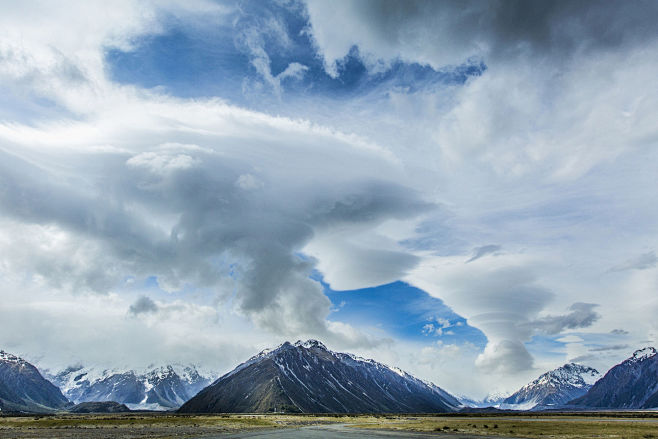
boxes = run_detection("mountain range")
[570,347,658,409]
[47,364,213,410]
[3,343,658,414]
[179,339,461,413]
[499,363,600,410]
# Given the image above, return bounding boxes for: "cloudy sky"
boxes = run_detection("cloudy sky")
[1,0,658,398]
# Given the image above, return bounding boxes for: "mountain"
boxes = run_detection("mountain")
[48,364,213,410]
[500,363,600,410]
[69,401,131,413]
[0,350,70,413]
[458,391,509,408]
[179,339,461,414]
[570,347,658,409]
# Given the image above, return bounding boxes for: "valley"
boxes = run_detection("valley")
[1,412,658,439]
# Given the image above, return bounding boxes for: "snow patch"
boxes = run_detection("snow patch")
[629,347,657,363]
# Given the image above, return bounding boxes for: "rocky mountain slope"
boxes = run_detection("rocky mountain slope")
[570,347,658,409]
[179,339,461,413]
[48,364,212,410]
[500,363,600,410]
[0,350,70,412]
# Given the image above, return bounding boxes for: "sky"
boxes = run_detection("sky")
[1,0,658,399]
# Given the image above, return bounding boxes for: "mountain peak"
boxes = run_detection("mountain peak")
[500,362,600,409]
[629,347,657,363]
[294,339,327,350]
[180,339,460,414]
[0,350,26,364]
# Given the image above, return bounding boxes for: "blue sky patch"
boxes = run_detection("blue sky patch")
[105,0,484,107]
[321,278,487,346]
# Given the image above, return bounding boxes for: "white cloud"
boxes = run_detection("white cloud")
[1,0,658,397]
[556,335,584,344]
[0,0,427,363]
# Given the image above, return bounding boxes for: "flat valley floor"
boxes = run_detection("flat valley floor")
[1,412,658,439]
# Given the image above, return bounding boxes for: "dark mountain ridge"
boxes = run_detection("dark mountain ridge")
[179,339,461,414]
[569,347,658,409]
[69,401,131,413]
[0,350,70,413]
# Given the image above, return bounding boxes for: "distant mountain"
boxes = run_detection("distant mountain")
[179,339,461,414]
[49,364,213,410]
[570,347,658,409]
[69,401,131,413]
[0,350,70,413]
[500,363,600,410]
[458,392,508,408]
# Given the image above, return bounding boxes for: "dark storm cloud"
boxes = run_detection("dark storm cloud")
[315,0,658,64]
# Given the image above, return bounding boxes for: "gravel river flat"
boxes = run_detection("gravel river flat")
[216,423,522,438]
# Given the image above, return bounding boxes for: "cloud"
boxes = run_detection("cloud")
[610,329,629,335]
[421,317,454,337]
[2,0,658,396]
[305,0,658,72]
[556,335,584,344]
[588,344,630,352]
[568,354,598,364]
[0,0,432,369]
[475,340,534,375]
[409,256,558,374]
[610,251,658,272]
[466,244,501,263]
[306,1,658,180]
[235,5,309,96]
[0,74,430,351]
[526,303,601,335]
[128,296,159,315]
[235,173,264,191]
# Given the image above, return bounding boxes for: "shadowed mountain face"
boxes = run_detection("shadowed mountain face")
[570,347,658,409]
[69,401,131,413]
[501,363,600,410]
[179,340,461,414]
[0,350,69,412]
[49,364,212,410]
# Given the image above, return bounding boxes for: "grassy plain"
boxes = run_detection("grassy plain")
[351,413,658,438]
[0,412,657,438]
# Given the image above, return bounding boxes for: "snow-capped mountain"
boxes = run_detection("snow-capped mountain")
[458,391,509,408]
[500,363,600,410]
[0,350,69,413]
[570,347,658,409]
[48,364,213,410]
[179,339,461,413]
